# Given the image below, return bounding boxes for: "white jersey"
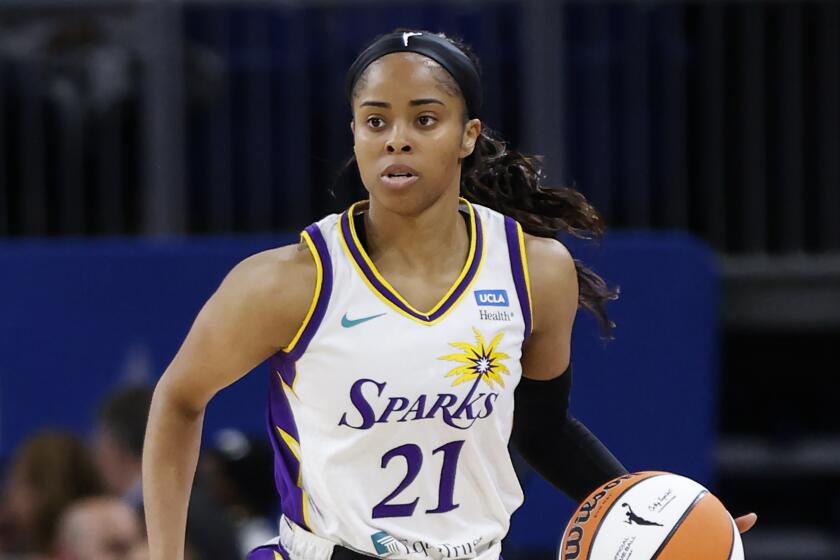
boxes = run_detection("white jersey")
[266,199,533,559]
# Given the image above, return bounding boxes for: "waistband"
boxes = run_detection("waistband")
[278,515,502,560]
[279,515,373,560]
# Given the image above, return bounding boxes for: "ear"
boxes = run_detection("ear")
[350,119,355,135]
[460,118,482,159]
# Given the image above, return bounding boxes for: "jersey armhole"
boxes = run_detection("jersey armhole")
[504,217,533,339]
[281,223,333,360]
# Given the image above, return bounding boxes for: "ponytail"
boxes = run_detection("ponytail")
[460,126,619,338]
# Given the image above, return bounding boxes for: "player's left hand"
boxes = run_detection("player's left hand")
[734,513,757,533]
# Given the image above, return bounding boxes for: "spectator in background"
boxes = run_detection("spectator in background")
[200,429,277,556]
[0,431,102,558]
[93,386,150,508]
[54,496,147,560]
[93,385,240,560]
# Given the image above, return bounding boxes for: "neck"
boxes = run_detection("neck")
[363,193,468,273]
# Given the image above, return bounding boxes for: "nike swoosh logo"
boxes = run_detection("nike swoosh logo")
[341,312,387,328]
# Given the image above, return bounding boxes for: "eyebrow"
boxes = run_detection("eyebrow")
[359,98,445,109]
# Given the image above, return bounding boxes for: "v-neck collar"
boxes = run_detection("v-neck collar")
[338,198,485,325]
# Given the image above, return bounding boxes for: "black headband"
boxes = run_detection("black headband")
[345,31,483,118]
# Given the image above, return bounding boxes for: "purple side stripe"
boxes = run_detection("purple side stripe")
[268,356,300,441]
[340,207,484,322]
[261,222,332,531]
[275,355,296,388]
[246,541,289,560]
[504,216,532,341]
[285,224,333,363]
[266,357,308,529]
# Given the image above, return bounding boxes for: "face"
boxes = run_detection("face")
[61,500,144,560]
[4,465,36,530]
[350,52,481,215]
[93,427,132,495]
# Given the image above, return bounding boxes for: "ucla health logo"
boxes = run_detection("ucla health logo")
[474,289,509,307]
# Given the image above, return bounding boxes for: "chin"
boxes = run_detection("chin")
[370,188,454,218]
[370,189,423,214]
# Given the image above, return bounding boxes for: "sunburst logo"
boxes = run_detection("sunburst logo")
[438,327,511,389]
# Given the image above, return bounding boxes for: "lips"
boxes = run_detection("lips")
[379,164,420,189]
[381,164,419,178]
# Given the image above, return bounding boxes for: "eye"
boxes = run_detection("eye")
[418,115,437,126]
[367,116,385,129]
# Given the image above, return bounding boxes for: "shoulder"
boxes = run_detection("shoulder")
[211,238,318,349]
[523,233,578,297]
[224,240,315,302]
[522,233,578,333]
[154,238,321,412]
[516,233,577,378]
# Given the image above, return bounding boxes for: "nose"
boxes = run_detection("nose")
[387,142,411,153]
[385,124,412,153]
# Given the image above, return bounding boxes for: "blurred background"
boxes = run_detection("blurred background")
[1,0,839,559]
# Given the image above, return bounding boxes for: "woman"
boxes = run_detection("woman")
[0,431,102,558]
[143,29,755,559]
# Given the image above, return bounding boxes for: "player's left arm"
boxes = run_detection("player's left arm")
[518,233,576,380]
[513,233,757,533]
[511,233,627,504]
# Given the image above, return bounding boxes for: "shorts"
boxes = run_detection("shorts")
[246,536,373,560]
[246,537,289,560]
[247,541,504,560]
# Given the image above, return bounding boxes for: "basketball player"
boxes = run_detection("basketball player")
[142,29,756,560]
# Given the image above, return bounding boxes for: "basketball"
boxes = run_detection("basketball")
[559,471,744,560]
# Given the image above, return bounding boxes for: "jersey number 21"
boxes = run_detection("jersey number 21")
[372,440,465,518]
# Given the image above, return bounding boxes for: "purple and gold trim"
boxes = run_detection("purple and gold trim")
[504,216,533,339]
[264,222,332,530]
[281,224,333,364]
[338,198,485,325]
[267,356,311,529]
[244,542,289,560]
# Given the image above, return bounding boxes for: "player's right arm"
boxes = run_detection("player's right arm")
[142,241,316,560]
